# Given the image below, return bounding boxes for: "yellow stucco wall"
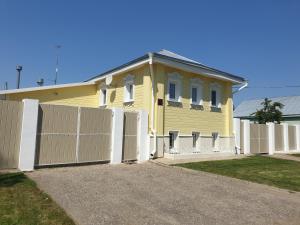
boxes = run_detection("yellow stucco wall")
[154,64,233,137]
[7,85,98,107]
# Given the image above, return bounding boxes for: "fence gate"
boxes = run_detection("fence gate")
[122,112,138,161]
[250,124,269,154]
[0,100,23,168]
[35,104,112,166]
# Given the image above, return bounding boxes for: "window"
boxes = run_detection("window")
[169,82,176,100]
[212,132,219,148]
[167,72,182,102]
[100,88,107,106]
[210,83,221,108]
[169,131,178,150]
[211,90,217,107]
[192,87,197,103]
[192,132,199,148]
[190,78,203,105]
[124,75,134,102]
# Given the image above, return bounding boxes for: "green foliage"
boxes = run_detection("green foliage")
[252,98,284,124]
[0,172,75,225]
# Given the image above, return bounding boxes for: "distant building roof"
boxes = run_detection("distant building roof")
[234,96,300,118]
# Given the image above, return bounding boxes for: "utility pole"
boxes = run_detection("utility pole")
[54,45,61,85]
[16,65,22,89]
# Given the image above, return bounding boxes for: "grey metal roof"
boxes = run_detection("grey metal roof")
[86,49,246,83]
[234,96,300,118]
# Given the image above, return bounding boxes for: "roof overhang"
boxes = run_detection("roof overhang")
[88,54,246,85]
[0,81,95,95]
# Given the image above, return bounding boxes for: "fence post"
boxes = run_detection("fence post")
[282,123,289,152]
[243,120,250,155]
[18,99,39,171]
[137,110,149,162]
[267,122,275,155]
[110,108,124,164]
[233,118,241,154]
[296,124,300,152]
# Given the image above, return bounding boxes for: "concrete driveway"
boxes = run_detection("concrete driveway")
[28,162,300,225]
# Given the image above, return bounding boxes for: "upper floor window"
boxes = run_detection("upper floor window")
[167,72,182,102]
[190,78,203,105]
[124,75,134,103]
[210,83,221,108]
[100,88,107,106]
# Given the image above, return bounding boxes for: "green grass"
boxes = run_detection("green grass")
[291,154,300,157]
[176,156,300,192]
[0,172,75,225]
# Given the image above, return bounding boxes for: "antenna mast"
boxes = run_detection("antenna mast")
[54,45,61,85]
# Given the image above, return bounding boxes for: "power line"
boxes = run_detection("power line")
[234,85,300,89]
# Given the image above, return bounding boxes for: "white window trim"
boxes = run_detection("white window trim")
[99,83,107,106]
[190,78,203,105]
[169,130,179,153]
[124,74,135,103]
[210,82,222,108]
[192,132,200,152]
[167,72,182,102]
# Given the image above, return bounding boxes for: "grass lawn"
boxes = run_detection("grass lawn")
[176,156,300,192]
[0,172,75,225]
[291,154,300,157]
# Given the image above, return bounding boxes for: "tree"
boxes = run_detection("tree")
[252,98,284,124]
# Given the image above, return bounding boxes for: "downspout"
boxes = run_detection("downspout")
[148,52,157,158]
[233,81,248,94]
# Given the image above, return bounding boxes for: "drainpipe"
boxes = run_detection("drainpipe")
[233,81,248,94]
[148,52,157,158]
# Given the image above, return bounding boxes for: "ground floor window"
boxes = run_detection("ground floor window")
[192,132,199,148]
[169,131,178,149]
[212,132,219,148]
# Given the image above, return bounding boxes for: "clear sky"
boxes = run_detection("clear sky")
[0,0,299,105]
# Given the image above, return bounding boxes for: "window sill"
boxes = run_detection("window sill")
[190,104,204,110]
[123,101,134,106]
[167,100,182,108]
[210,106,221,112]
[99,104,107,108]
[167,99,181,103]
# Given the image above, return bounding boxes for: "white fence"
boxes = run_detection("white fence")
[234,118,300,155]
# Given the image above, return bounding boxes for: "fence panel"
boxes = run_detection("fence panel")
[240,121,244,154]
[275,124,284,151]
[35,104,78,165]
[288,125,297,150]
[0,100,23,168]
[123,112,138,161]
[78,108,112,162]
[259,124,269,153]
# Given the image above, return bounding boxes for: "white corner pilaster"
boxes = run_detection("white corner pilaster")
[233,118,241,154]
[18,99,39,171]
[296,124,300,152]
[267,122,275,155]
[111,108,124,164]
[243,120,251,155]
[283,123,289,152]
[137,110,149,162]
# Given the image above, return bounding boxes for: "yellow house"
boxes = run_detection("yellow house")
[0,50,247,158]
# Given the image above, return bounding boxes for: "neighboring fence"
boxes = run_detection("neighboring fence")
[0,100,23,169]
[234,118,300,155]
[0,99,149,171]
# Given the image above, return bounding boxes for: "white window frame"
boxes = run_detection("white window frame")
[192,132,200,151]
[124,74,135,103]
[167,72,182,102]
[190,78,203,105]
[210,83,221,108]
[212,132,219,151]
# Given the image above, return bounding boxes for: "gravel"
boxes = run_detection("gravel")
[28,162,300,225]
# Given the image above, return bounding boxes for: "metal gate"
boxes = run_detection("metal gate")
[122,112,138,161]
[35,104,112,166]
[250,123,269,154]
[0,100,23,168]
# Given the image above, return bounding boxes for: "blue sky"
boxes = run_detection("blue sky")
[0,0,300,105]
